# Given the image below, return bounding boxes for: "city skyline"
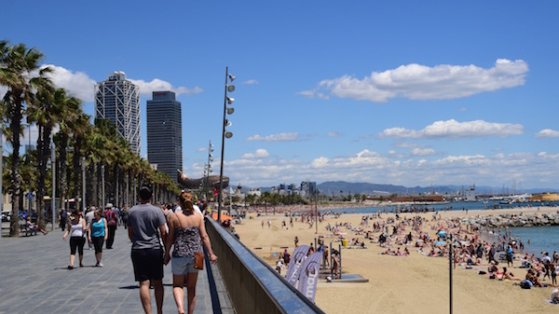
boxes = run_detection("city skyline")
[1,1,559,189]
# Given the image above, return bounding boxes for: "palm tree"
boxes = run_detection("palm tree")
[70,112,91,208]
[54,94,81,211]
[27,82,59,228]
[0,41,52,236]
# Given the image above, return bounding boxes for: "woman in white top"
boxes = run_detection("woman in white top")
[63,209,86,269]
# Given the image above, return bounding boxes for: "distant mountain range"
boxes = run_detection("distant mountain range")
[253,181,557,195]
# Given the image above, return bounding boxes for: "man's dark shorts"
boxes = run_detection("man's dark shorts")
[131,248,164,282]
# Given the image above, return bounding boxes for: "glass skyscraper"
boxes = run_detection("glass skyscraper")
[94,72,141,155]
[146,91,183,183]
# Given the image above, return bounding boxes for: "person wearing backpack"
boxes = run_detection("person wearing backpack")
[104,203,118,249]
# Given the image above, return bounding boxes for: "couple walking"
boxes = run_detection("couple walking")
[128,186,218,314]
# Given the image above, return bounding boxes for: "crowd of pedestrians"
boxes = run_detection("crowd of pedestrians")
[55,186,218,314]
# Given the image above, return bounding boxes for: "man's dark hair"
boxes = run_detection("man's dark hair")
[139,186,152,201]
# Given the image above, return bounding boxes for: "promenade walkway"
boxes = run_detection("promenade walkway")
[0,223,233,314]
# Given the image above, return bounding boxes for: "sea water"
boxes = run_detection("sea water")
[507,226,559,257]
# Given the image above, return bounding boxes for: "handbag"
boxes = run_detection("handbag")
[194,252,204,270]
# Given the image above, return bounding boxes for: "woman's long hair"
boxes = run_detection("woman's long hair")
[70,209,80,223]
[178,192,195,215]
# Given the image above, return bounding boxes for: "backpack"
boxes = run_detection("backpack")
[520,280,532,289]
[107,210,117,226]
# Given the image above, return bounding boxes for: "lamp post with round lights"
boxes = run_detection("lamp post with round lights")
[218,67,236,222]
[204,141,214,200]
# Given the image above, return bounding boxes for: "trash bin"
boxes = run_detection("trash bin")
[342,239,348,247]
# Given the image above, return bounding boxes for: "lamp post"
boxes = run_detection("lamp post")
[22,123,32,215]
[101,164,105,209]
[82,157,86,212]
[218,66,236,222]
[51,140,55,231]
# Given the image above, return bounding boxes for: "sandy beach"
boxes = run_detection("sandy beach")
[231,205,559,314]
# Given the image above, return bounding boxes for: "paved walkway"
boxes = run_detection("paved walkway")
[0,223,233,314]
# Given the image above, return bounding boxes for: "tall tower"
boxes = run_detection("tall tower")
[95,72,141,155]
[146,91,182,183]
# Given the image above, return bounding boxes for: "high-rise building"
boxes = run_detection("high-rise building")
[95,71,141,155]
[146,91,182,183]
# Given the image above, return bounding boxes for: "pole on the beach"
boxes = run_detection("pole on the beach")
[338,244,342,279]
[449,234,453,314]
[315,190,318,234]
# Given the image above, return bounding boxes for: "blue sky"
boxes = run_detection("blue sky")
[2,0,559,190]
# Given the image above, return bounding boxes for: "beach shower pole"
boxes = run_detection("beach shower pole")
[449,233,453,314]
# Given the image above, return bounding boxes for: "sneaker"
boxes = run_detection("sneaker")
[67,265,74,270]
[98,262,104,267]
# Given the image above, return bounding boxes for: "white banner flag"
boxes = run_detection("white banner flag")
[297,252,322,303]
[285,245,309,286]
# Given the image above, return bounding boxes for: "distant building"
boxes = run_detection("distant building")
[95,71,141,155]
[529,192,559,202]
[300,181,317,197]
[465,186,476,202]
[247,188,261,197]
[146,91,183,183]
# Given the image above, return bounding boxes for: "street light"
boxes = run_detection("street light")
[218,66,236,222]
[21,123,32,215]
[203,141,214,200]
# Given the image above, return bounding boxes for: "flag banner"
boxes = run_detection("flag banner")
[285,245,309,286]
[297,252,322,303]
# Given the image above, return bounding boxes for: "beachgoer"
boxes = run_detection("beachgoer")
[104,203,118,249]
[283,249,291,265]
[506,245,514,267]
[25,217,48,235]
[84,206,95,249]
[62,209,86,269]
[331,250,340,279]
[128,186,167,314]
[59,208,67,231]
[551,288,559,304]
[276,256,285,274]
[164,191,217,314]
[88,209,107,267]
[122,205,129,229]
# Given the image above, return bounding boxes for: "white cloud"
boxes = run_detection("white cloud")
[241,149,270,159]
[129,78,202,96]
[301,59,528,102]
[243,79,260,85]
[327,131,342,138]
[42,64,96,102]
[208,147,559,189]
[535,129,559,139]
[247,132,299,142]
[33,65,202,102]
[411,148,436,156]
[378,119,524,139]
